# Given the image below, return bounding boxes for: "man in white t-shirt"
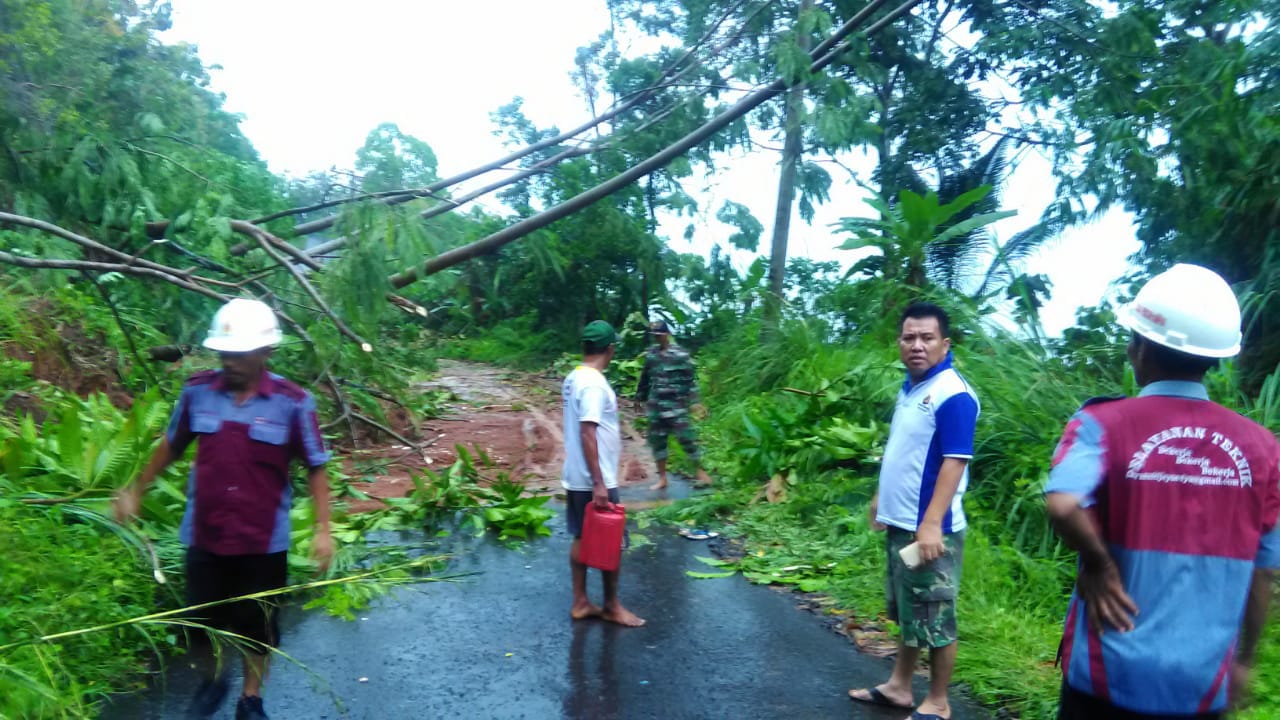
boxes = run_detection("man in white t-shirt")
[561,320,645,627]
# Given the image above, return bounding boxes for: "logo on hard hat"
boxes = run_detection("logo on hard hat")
[1134,304,1166,327]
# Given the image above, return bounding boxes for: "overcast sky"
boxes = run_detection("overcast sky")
[163,0,1139,334]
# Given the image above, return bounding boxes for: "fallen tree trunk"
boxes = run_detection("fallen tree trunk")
[218,0,757,257]
[388,0,913,288]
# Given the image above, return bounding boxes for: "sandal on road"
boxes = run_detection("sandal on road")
[910,713,949,720]
[678,528,719,540]
[847,687,912,709]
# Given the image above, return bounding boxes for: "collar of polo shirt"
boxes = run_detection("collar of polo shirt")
[902,351,955,392]
[211,368,279,398]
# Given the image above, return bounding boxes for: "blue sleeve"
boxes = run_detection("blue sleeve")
[165,387,194,455]
[935,392,978,458]
[1045,411,1107,505]
[1258,527,1280,569]
[293,392,331,468]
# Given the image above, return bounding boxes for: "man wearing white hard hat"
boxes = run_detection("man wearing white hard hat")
[1045,264,1279,719]
[114,298,333,720]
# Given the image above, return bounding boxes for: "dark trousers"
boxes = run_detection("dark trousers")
[1059,682,1223,720]
[185,547,288,657]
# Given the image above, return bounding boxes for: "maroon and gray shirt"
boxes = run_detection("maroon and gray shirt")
[168,370,330,556]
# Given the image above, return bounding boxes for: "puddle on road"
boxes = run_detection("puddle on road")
[619,497,675,510]
[419,359,536,405]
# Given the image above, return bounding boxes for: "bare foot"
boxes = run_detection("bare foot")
[847,684,913,709]
[601,604,646,627]
[570,601,602,620]
[649,478,669,490]
[693,469,713,487]
[907,699,950,720]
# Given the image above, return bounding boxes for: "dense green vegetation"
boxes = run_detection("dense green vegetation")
[2,0,1278,717]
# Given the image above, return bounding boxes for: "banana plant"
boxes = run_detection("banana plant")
[836,186,1016,290]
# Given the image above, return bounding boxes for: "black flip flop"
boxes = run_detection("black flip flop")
[848,687,912,709]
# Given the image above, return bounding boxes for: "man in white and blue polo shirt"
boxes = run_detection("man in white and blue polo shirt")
[850,302,979,720]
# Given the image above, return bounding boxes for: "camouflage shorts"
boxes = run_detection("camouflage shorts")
[647,412,700,462]
[886,527,964,649]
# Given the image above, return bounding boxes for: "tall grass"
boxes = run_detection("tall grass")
[958,323,1125,557]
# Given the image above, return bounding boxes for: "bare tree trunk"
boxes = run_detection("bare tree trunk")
[763,0,813,331]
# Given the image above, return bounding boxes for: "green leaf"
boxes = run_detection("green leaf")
[938,185,995,220]
[930,211,1018,247]
[685,570,737,579]
[137,112,165,134]
[208,216,232,242]
[716,201,763,252]
[897,190,933,235]
[837,235,883,251]
[1,437,25,483]
[797,578,829,592]
[57,403,84,481]
[172,210,194,232]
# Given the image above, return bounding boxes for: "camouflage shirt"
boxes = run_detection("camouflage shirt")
[636,343,699,418]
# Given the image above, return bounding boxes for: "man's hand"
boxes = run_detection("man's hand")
[114,439,176,524]
[113,485,142,523]
[312,527,334,573]
[1077,557,1138,634]
[691,403,708,420]
[592,484,611,511]
[915,521,945,563]
[868,493,886,531]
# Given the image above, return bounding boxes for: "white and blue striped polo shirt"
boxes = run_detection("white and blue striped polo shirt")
[876,353,979,533]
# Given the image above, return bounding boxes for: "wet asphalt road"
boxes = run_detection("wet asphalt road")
[103,482,991,720]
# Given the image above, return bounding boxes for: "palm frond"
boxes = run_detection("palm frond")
[976,200,1076,297]
[926,139,1012,291]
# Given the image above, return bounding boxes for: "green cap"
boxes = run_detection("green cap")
[582,320,617,348]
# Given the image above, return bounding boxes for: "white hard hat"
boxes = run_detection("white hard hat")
[203,298,282,353]
[1117,263,1242,358]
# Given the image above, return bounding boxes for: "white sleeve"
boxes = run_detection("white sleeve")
[576,385,607,425]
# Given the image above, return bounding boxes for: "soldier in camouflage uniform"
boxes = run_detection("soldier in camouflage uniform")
[635,320,712,490]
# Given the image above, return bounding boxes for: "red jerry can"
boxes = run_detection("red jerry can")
[580,503,627,571]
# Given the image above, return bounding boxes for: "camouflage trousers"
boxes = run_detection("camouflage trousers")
[886,526,964,649]
[647,411,700,463]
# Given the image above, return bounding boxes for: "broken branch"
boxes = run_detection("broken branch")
[0,249,226,301]
[229,221,322,271]
[247,232,372,353]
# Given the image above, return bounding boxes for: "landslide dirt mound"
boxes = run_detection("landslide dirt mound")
[3,298,135,419]
[343,360,655,512]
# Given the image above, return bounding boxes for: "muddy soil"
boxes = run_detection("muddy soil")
[3,298,135,418]
[341,360,657,512]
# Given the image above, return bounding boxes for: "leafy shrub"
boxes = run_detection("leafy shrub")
[0,501,181,719]
[351,445,555,541]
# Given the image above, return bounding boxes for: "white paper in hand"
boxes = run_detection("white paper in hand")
[898,541,924,570]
